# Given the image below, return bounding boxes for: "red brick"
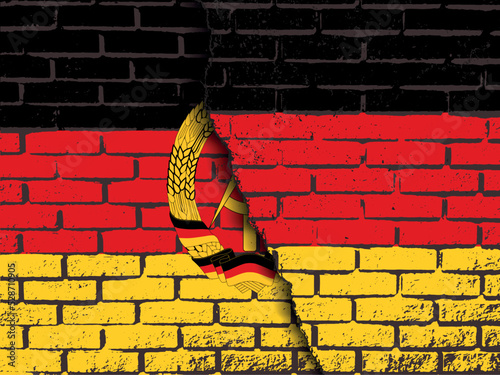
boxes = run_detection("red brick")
[399,221,477,246]
[364,195,442,219]
[367,142,445,166]
[211,114,231,139]
[62,204,135,229]
[0,205,59,229]
[0,182,23,203]
[57,155,134,179]
[29,180,102,203]
[489,119,500,140]
[0,155,56,178]
[139,156,214,180]
[228,113,313,139]
[26,131,101,154]
[247,196,278,219]
[258,219,316,246]
[448,195,500,219]
[0,133,20,153]
[228,139,282,166]
[108,180,168,203]
[282,140,363,166]
[316,167,395,193]
[451,143,500,166]
[317,219,395,246]
[104,131,177,154]
[24,231,98,253]
[400,168,479,193]
[282,194,362,219]
[484,171,500,192]
[482,223,500,246]
[141,206,174,229]
[0,232,19,253]
[102,229,176,253]
[235,166,311,193]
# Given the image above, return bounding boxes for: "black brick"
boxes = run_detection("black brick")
[211,34,276,59]
[207,88,276,111]
[0,6,57,27]
[366,89,448,111]
[24,82,99,103]
[181,82,205,103]
[24,30,100,53]
[104,31,179,53]
[229,62,309,86]
[184,33,210,54]
[205,63,226,86]
[0,106,57,127]
[405,10,500,31]
[55,58,130,79]
[133,58,207,80]
[235,8,317,30]
[450,90,500,112]
[58,6,135,27]
[0,55,51,78]
[281,89,360,111]
[282,35,362,60]
[103,82,179,103]
[322,9,403,30]
[140,7,208,28]
[206,9,232,31]
[0,82,19,102]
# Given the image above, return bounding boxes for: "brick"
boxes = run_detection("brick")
[219,301,291,324]
[438,297,500,322]
[0,231,18,253]
[0,133,19,153]
[281,140,364,166]
[259,219,316,245]
[145,349,215,372]
[246,196,278,218]
[293,296,351,322]
[0,254,61,277]
[0,181,22,203]
[357,296,434,322]
[56,155,134,179]
[221,350,292,372]
[0,280,19,300]
[0,326,22,349]
[106,324,177,349]
[104,131,177,154]
[360,247,436,270]
[364,194,442,219]
[141,300,213,324]
[63,302,135,325]
[309,349,355,372]
[483,326,500,347]
[144,254,203,276]
[316,167,395,193]
[108,180,168,203]
[448,195,500,219]
[102,229,176,253]
[399,220,477,246]
[317,220,395,246]
[298,351,320,371]
[0,204,58,229]
[483,223,500,246]
[485,275,500,296]
[24,280,96,301]
[442,248,500,271]
[0,303,56,325]
[24,231,98,253]
[257,275,292,301]
[29,180,102,203]
[261,324,309,348]
[229,113,313,140]
[484,171,500,192]
[102,277,174,300]
[141,206,172,229]
[236,7,315,30]
[235,166,311,193]
[180,279,251,300]
[67,350,138,373]
[273,246,355,271]
[451,143,500,165]
[443,351,500,372]
[228,139,283,166]
[68,254,140,277]
[402,272,480,296]
[138,156,169,179]
[318,322,394,347]
[400,323,476,348]
[281,273,314,296]
[0,349,61,373]
[29,325,101,349]
[282,194,362,219]
[367,141,445,166]
[26,131,101,154]
[363,349,438,372]
[0,155,56,178]
[400,169,479,192]
[63,204,135,229]
[182,324,254,348]
[320,271,397,296]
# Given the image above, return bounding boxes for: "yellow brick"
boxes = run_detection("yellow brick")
[0,325,22,348]
[63,302,135,324]
[402,272,480,296]
[102,277,174,300]
[363,349,438,372]
[0,349,61,372]
[400,322,476,348]
[438,297,500,322]
[443,350,500,372]
[442,248,500,270]
[219,301,290,324]
[182,324,254,348]
[261,324,310,347]
[221,350,292,371]
[320,270,397,296]
[293,296,351,321]
[67,350,138,373]
[24,280,96,301]
[145,349,215,372]
[310,348,356,372]
[318,322,394,347]
[273,246,355,270]
[30,325,101,349]
[0,254,61,277]
[67,254,140,277]
[281,272,314,296]
[485,275,500,296]
[144,254,204,276]
[257,274,291,300]
[0,280,19,300]
[0,302,57,325]
[141,300,213,324]
[298,351,320,371]
[357,295,434,322]
[180,278,251,300]
[360,247,436,270]
[106,324,177,349]
[483,326,500,347]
